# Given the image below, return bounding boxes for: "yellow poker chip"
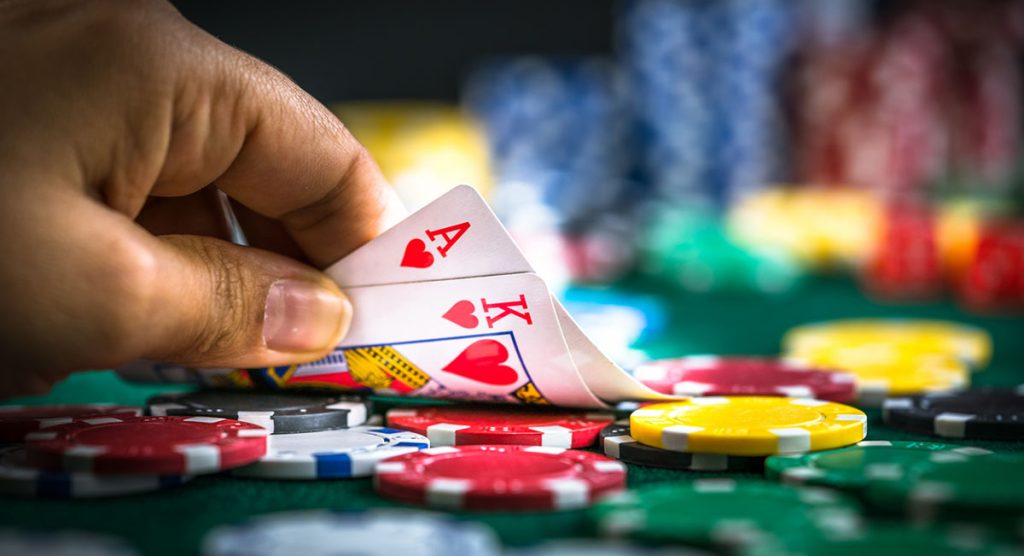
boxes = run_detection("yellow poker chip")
[786,346,970,406]
[782,319,992,370]
[629,397,867,457]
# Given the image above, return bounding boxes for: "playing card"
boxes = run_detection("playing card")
[552,300,675,402]
[326,185,532,287]
[337,272,605,407]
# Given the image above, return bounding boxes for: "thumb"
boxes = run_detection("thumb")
[143,234,351,368]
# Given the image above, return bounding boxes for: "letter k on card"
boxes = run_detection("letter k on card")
[441,295,533,329]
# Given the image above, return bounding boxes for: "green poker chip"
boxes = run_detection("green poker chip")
[766,440,993,490]
[590,478,861,552]
[741,523,1024,556]
[865,452,1024,522]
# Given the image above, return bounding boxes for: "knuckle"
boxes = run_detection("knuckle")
[73,0,175,58]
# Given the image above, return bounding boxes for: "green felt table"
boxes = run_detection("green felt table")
[1,276,1022,555]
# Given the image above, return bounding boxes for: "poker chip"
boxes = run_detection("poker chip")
[0,529,138,556]
[509,540,714,556]
[865,452,1024,522]
[786,347,970,406]
[766,440,993,490]
[783,319,992,369]
[0,445,191,498]
[599,420,763,472]
[590,479,861,551]
[374,445,627,511]
[24,415,268,475]
[882,388,1024,440]
[0,404,142,443]
[742,523,1020,556]
[385,406,614,448]
[631,356,856,402]
[629,397,867,456]
[202,509,500,556]
[232,426,428,479]
[147,390,369,434]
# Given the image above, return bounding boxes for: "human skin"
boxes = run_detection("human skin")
[0,0,403,397]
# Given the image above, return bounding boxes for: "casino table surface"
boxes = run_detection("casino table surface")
[1,276,1022,555]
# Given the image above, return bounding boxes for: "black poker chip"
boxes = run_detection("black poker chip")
[882,387,1024,440]
[599,420,764,472]
[146,390,370,434]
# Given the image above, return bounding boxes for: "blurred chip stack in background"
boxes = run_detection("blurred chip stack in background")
[329,0,1024,314]
[464,58,636,291]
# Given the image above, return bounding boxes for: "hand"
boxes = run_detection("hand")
[0,0,403,397]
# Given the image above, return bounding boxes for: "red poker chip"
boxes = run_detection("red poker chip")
[385,406,614,448]
[374,444,626,511]
[632,356,857,403]
[24,415,268,475]
[0,404,142,443]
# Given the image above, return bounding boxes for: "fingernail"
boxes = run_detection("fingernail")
[263,279,349,352]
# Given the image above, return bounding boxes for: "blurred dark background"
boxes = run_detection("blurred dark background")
[171,0,617,102]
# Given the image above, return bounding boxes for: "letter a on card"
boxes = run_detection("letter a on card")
[326,185,533,287]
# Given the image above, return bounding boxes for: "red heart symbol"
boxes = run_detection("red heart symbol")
[401,239,434,268]
[442,339,518,386]
[442,300,478,329]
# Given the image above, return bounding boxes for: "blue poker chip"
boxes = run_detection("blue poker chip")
[231,426,429,479]
[202,509,500,556]
[0,446,191,499]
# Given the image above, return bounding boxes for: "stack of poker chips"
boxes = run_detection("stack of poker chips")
[794,1,1024,196]
[603,396,867,474]
[7,312,1024,554]
[726,186,1024,312]
[0,390,423,498]
[0,391,634,512]
[589,316,1024,553]
[375,406,628,511]
[618,0,803,296]
[782,318,990,406]
[619,0,796,207]
[600,355,868,475]
[463,57,635,287]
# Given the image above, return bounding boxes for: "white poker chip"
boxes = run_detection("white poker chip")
[0,446,191,498]
[0,530,138,556]
[231,426,429,479]
[201,509,500,556]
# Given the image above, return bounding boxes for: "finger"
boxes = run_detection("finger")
[0,189,350,378]
[139,233,352,367]
[151,17,407,268]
